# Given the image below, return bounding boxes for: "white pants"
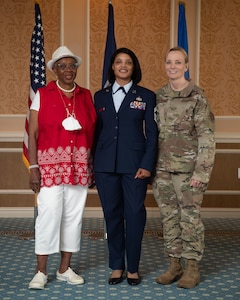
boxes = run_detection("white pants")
[35,185,88,255]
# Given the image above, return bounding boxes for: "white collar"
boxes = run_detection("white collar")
[112,80,133,94]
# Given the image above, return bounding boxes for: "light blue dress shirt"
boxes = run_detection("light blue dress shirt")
[112,80,133,112]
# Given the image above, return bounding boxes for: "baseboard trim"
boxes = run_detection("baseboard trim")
[0,207,240,218]
[146,207,240,218]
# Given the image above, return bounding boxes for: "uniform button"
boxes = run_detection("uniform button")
[114,136,117,139]
[115,126,118,129]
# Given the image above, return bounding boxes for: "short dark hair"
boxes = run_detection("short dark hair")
[107,47,142,85]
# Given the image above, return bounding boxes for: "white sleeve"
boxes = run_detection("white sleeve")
[30,90,40,111]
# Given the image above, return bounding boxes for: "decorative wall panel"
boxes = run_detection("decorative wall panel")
[90,0,170,95]
[0,0,60,114]
[200,0,240,115]
[1,1,240,116]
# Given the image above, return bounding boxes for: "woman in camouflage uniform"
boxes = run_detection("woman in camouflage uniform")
[153,47,215,289]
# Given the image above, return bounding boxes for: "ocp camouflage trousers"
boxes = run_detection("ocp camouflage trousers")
[153,170,205,261]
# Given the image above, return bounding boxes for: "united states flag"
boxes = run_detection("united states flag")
[22,2,46,168]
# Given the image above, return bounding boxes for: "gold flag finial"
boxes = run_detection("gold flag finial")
[34,0,43,10]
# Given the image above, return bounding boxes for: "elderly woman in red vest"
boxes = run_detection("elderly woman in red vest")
[28,46,96,290]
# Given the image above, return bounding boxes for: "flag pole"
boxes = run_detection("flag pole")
[20,0,46,240]
[103,0,116,238]
[89,0,116,240]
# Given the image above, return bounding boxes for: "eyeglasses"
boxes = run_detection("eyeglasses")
[56,63,79,71]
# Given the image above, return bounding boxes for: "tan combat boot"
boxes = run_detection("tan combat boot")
[177,259,200,289]
[156,257,183,285]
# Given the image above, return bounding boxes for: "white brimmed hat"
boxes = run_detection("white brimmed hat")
[47,46,82,71]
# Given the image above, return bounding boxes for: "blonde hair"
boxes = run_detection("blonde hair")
[165,46,188,64]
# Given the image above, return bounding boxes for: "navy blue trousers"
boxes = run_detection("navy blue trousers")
[95,172,147,273]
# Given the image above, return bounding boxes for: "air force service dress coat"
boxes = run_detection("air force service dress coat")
[93,84,158,175]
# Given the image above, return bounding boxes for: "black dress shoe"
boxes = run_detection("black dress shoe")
[127,275,141,286]
[108,274,124,285]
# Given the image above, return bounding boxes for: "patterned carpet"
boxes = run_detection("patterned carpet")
[0,217,240,300]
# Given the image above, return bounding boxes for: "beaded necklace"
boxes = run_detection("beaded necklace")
[56,80,76,93]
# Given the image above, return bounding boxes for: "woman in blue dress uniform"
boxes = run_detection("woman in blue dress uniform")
[93,48,158,285]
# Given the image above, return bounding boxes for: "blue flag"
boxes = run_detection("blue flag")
[102,2,116,88]
[178,3,190,79]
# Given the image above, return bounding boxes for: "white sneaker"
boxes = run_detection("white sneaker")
[29,271,48,289]
[56,267,84,285]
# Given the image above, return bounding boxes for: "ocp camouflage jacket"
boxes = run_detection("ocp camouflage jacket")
[155,80,215,183]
